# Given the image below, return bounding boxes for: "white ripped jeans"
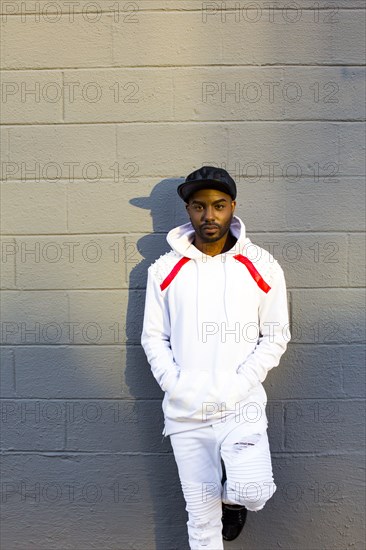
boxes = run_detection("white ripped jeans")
[169,414,276,550]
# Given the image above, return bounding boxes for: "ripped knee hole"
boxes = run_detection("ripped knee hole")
[233,433,261,449]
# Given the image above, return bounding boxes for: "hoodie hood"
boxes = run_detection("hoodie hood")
[166,214,250,258]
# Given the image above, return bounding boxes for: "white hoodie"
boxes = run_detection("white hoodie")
[141,215,291,437]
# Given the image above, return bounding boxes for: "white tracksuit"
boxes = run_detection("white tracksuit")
[141,215,290,549]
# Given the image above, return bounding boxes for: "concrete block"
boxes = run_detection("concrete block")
[262,453,366,550]
[228,122,365,178]
[252,233,348,288]
[3,124,117,182]
[67,180,154,233]
[282,66,365,120]
[0,347,16,397]
[112,10,366,66]
[116,122,233,177]
[1,399,65,450]
[65,399,170,453]
[67,178,188,233]
[0,70,63,124]
[219,9,366,65]
[14,345,123,399]
[0,182,67,234]
[14,235,144,289]
[0,291,69,345]
[13,344,161,400]
[283,398,365,452]
[342,345,366,398]
[67,289,145,345]
[339,122,366,176]
[291,289,365,343]
[0,12,113,69]
[0,125,10,161]
[281,177,365,232]
[265,343,344,400]
[0,237,16,288]
[348,233,366,286]
[64,68,174,123]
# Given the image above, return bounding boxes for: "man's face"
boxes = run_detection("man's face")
[185,188,236,243]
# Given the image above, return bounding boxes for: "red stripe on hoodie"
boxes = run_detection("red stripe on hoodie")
[160,256,191,291]
[233,254,271,293]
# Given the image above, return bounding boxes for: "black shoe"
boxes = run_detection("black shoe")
[222,503,248,541]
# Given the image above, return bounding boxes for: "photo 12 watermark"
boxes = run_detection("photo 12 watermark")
[0,320,142,344]
[201,399,345,425]
[1,2,141,23]
[1,478,141,503]
[1,161,140,183]
[200,160,340,183]
[201,479,341,504]
[1,400,140,424]
[1,80,141,105]
[1,239,142,266]
[201,2,340,24]
[202,81,340,104]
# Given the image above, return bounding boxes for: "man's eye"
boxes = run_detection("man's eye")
[216,205,224,209]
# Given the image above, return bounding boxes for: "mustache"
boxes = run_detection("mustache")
[201,223,220,229]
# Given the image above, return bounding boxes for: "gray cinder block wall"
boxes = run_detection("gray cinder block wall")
[0,1,365,549]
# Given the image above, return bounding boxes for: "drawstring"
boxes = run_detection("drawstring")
[223,256,229,326]
[195,259,200,341]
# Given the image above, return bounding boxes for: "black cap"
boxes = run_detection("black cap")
[177,166,237,202]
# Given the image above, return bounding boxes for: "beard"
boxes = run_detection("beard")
[193,213,234,243]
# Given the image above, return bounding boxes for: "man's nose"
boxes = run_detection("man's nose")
[203,207,215,221]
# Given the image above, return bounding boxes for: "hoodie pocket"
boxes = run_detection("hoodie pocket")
[161,367,180,394]
[168,369,195,400]
[218,370,250,411]
[167,369,184,398]
[165,369,209,412]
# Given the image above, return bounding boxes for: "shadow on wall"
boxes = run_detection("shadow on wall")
[125,178,190,550]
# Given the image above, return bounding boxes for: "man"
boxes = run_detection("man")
[141,166,291,550]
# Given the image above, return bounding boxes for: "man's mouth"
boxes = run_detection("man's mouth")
[202,226,218,233]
